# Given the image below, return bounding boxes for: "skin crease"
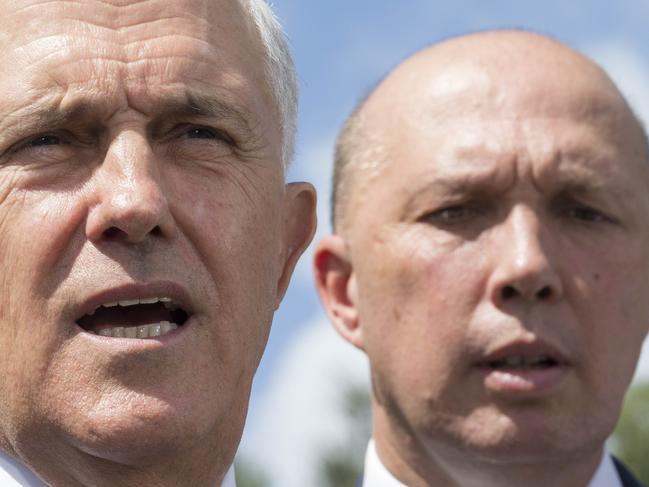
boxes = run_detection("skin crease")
[314,32,649,487]
[0,1,316,486]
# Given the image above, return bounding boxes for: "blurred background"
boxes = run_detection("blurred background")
[236,1,649,486]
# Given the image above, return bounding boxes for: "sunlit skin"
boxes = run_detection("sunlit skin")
[315,32,649,487]
[0,1,316,486]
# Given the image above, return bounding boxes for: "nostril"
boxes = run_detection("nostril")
[99,225,163,242]
[103,226,127,240]
[501,285,518,300]
[536,286,552,300]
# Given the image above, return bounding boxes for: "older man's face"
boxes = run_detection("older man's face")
[326,60,649,464]
[0,0,313,476]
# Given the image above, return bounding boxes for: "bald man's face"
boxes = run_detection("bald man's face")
[324,59,649,466]
[0,0,315,483]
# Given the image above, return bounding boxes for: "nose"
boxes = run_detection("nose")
[488,206,563,307]
[86,132,176,243]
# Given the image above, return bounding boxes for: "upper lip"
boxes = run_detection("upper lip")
[73,281,194,322]
[476,338,571,367]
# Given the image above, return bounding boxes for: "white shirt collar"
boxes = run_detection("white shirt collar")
[362,439,622,487]
[362,439,407,487]
[0,449,236,487]
[589,451,623,487]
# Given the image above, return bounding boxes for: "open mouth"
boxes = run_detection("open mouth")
[483,355,560,370]
[77,297,189,339]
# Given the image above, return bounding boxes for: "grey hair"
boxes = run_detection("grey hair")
[240,0,298,168]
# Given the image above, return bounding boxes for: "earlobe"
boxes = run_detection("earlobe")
[275,182,317,306]
[313,235,364,350]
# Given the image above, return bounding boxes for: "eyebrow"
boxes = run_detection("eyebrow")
[406,172,499,198]
[401,159,614,213]
[0,90,257,143]
[152,92,257,135]
[0,102,88,142]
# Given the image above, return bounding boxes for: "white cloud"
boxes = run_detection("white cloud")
[239,313,369,487]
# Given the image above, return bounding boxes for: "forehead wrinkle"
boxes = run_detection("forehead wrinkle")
[8,0,211,32]
[3,0,249,66]
[2,3,241,78]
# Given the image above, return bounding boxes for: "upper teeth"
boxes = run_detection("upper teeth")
[88,296,178,315]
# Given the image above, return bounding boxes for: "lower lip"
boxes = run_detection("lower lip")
[479,365,570,395]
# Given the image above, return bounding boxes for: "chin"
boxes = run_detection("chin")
[439,406,609,465]
[65,394,223,466]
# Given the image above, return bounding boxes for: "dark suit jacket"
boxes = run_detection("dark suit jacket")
[356,457,647,487]
[614,457,647,487]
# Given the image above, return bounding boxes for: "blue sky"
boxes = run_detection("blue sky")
[238,2,649,485]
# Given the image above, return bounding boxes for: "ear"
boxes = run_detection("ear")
[313,234,364,350]
[275,182,317,305]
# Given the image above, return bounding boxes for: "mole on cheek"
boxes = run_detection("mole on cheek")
[593,273,600,281]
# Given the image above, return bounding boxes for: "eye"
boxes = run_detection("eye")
[5,131,79,167]
[10,132,71,156]
[420,205,478,225]
[567,206,609,223]
[29,134,63,147]
[184,126,234,144]
[187,127,216,139]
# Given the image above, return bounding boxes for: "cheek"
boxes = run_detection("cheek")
[358,225,487,332]
[0,179,91,437]
[564,244,649,414]
[357,228,484,398]
[170,170,283,356]
[0,190,80,348]
[0,300,65,443]
[172,164,284,266]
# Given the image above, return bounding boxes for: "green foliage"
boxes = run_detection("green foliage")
[612,380,649,485]
[235,456,271,487]
[319,385,372,487]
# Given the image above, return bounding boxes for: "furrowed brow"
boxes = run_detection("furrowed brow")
[0,92,259,149]
[552,174,609,197]
[410,173,497,198]
[400,173,497,217]
[154,92,256,134]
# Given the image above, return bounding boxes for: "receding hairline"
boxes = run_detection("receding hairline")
[331,29,649,233]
